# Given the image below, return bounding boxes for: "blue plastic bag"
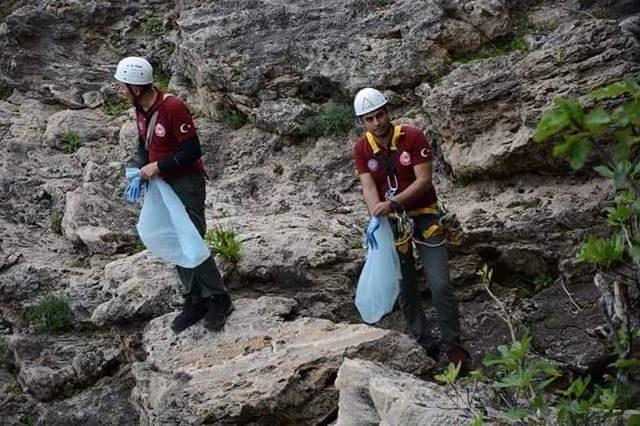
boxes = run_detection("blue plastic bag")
[355,217,402,324]
[137,178,210,268]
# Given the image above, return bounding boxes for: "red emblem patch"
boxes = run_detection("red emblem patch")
[399,151,411,166]
[154,123,166,137]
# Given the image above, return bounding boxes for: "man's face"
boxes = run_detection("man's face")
[116,82,132,101]
[361,107,392,137]
[115,82,145,102]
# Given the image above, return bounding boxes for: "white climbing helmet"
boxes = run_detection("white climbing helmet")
[353,87,387,117]
[114,56,154,85]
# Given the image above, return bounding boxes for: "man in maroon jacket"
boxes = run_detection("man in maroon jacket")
[353,87,470,370]
[115,56,232,333]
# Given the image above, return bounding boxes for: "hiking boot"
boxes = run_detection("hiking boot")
[203,294,234,331]
[446,346,472,375]
[417,338,440,361]
[171,296,208,334]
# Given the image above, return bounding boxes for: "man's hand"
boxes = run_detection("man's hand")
[140,161,160,179]
[372,200,392,217]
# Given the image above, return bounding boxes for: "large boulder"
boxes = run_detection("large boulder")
[174,0,511,116]
[336,358,487,425]
[10,334,122,402]
[61,183,138,255]
[131,296,434,424]
[91,251,183,326]
[423,19,640,180]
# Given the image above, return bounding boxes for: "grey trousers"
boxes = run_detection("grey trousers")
[167,174,227,299]
[391,214,461,350]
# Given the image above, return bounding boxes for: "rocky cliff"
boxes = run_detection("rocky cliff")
[0,0,639,424]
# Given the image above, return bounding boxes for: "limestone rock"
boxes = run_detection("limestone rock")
[336,358,482,425]
[91,251,183,326]
[43,109,117,149]
[254,97,314,135]
[61,183,138,254]
[36,367,139,426]
[10,334,122,402]
[174,0,511,110]
[424,20,640,180]
[131,296,433,425]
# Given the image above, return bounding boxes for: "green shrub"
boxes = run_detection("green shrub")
[129,235,146,254]
[0,1,17,22]
[450,33,527,63]
[103,93,130,116]
[301,104,354,138]
[205,227,242,263]
[0,337,13,370]
[435,265,629,424]
[142,17,163,35]
[216,103,247,130]
[60,130,83,154]
[534,79,640,269]
[273,163,284,175]
[29,295,73,333]
[49,212,63,235]
[154,68,170,91]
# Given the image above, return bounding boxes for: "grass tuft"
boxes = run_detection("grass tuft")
[49,212,63,235]
[301,104,354,138]
[205,227,243,263]
[216,103,247,130]
[142,17,163,36]
[103,93,130,116]
[60,130,83,154]
[29,295,74,333]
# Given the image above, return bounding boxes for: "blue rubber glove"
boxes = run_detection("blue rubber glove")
[125,177,142,202]
[124,168,146,202]
[365,216,380,250]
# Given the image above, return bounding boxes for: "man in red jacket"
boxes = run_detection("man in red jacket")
[115,56,232,333]
[353,87,470,369]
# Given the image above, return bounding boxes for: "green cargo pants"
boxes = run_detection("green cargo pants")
[167,174,228,299]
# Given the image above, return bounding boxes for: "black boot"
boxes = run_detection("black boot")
[171,295,208,333]
[203,294,234,331]
[417,337,441,361]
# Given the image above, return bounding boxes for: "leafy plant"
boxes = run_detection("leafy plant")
[29,295,73,333]
[0,1,17,22]
[301,104,354,138]
[0,336,13,370]
[103,93,130,116]
[154,68,170,91]
[216,102,247,130]
[128,235,146,254]
[273,163,284,175]
[49,212,63,235]
[438,265,628,424]
[534,79,640,378]
[205,227,242,263]
[60,130,83,154]
[142,17,163,35]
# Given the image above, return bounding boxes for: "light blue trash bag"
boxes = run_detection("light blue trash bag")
[136,177,210,268]
[355,217,402,324]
